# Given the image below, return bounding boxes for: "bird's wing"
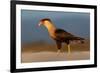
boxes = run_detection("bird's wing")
[54,29,84,40]
[55,29,74,38]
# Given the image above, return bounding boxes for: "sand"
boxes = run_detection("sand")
[21,40,90,63]
[22,51,90,63]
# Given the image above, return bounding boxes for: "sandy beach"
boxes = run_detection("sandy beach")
[21,51,90,63]
[21,40,90,63]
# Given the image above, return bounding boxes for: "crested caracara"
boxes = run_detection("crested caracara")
[38,18,84,54]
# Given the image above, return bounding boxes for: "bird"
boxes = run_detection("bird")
[38,18,84,54]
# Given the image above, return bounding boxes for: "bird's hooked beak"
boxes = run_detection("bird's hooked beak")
[38,22,42,26]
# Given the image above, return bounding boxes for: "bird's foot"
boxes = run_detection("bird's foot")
[67,52,71,55]
[57,50,61,55]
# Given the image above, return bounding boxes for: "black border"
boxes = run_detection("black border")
[10,1,97,73]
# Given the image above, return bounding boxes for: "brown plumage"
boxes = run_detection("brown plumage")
[38,18,84,54]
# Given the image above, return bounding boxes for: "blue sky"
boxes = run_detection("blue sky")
[21,10,90,44]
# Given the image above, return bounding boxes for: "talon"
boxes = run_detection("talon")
[57,50,61,54]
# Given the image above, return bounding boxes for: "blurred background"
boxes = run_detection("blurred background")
[21,10,90,44]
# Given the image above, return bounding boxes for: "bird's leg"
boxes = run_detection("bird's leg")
[66,41,71,55]
[68,44,71,55]
[56,41,62,55]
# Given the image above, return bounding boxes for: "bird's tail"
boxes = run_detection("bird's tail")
[74,37,84,40]
[73,36,85,44]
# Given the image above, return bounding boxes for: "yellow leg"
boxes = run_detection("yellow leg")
[68,44,71,54]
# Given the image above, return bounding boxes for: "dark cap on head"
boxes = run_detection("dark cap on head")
[40,18,51,22]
